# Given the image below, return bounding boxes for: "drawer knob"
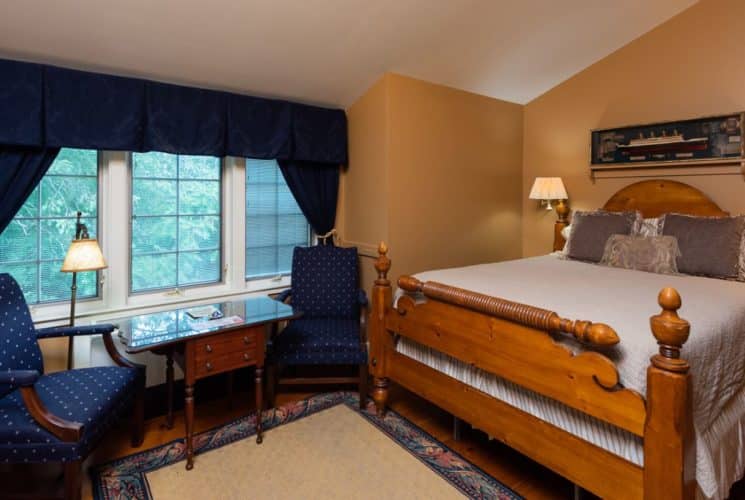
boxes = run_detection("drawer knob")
[243,352,250,361]
[205,361,213,372]
[243,336,250,344]
[205,344,213,353]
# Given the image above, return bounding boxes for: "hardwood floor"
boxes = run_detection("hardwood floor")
[3,381,744,499]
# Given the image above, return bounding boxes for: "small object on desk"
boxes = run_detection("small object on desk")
[186,305,224,320]
[190,315,243,332]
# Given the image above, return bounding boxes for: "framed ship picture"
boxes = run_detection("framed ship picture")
[590,112,745,171]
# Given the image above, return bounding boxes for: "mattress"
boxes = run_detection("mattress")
[393,254,745,500]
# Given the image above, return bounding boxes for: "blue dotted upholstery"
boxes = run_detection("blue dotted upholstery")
[0,367,142,463]
[271,245,366,367]
[0,274,44,396]
[272,319,365,365]
[291,246,359,319]
[0,273,144,464]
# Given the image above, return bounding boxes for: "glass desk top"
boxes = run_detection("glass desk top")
[111,296,299,353]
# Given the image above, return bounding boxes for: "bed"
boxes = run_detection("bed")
[367,180,745,500]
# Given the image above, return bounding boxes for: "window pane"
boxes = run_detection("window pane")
[0,148,99,304]
[16,185,39,219]
[130,153,221,292]
[132,152,177,178]
[245,159,309,280]
[179,180,220,214]
[178,251,220,285]
[180,156,221,180]
[48,148,98,176]
[0,220,38,263]
[40,217,96,261]
[40,261,97,303]
[179,216,220,251]
[3,263,38,304]
[132,180,177,216]
[131,216,177,254]
[131,253,178,291]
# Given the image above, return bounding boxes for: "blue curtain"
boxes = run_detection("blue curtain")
[0,58,348,164]
[278,160,339,238]
[0,146,60,233]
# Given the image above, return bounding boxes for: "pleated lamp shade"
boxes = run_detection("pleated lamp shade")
[61,239,107,272]
[528,177,568,201]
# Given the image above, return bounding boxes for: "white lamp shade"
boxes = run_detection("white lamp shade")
[61,239,107,272]
[529,177,568,200]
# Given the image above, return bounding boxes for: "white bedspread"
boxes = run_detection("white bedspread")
[393,254,745,499]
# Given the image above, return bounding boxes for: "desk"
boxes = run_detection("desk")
[114,297,299,469]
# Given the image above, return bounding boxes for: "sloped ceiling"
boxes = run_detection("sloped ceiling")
[0,0,697,107]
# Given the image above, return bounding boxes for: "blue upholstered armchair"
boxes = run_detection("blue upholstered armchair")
[267,245,368,409]
[0,273,145,500]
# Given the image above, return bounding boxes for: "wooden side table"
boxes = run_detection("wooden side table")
[114,296,299,470]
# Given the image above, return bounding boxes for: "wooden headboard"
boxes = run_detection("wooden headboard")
[602,180,728,218]
[553,180,728,251]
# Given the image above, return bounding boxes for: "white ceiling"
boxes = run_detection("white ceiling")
[0,0,697,107]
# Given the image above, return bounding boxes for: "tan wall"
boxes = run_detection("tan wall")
[522,0,745,256]
[343,73,523,291]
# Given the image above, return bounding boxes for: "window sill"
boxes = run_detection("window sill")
[31,277,291,326]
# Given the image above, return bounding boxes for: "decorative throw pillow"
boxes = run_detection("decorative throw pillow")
[600,234,680,274]
[637,217,662,238]
[661,213,745,278]
[566,210,638,262]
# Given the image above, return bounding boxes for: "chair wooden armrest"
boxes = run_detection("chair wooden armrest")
[19,386,83,442]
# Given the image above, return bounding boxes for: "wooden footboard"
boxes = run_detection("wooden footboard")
[368,242,695,500]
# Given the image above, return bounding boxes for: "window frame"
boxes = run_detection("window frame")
[1,149,103,306]
[127,152,225,295]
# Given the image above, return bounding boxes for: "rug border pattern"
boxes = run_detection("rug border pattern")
[91,392,522,500]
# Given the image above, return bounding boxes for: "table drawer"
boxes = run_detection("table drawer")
[195,328,259,361]
[196,350,257,378]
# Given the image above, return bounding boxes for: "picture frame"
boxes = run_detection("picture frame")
[590,112,744,173]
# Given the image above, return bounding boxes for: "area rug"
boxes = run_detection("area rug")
[91,392,521,499]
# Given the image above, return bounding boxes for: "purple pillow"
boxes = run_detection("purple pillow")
[661,214,744,278]
[566,210,638,262]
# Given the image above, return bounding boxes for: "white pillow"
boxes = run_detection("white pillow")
[638,217,662,238]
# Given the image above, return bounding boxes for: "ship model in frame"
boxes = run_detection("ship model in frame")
[591,112,745,174]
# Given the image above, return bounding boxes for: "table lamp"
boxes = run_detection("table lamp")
[61,211,107,369]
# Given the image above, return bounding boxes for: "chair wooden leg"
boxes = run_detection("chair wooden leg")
[63,460,82,500]
[359,362,369,409]
[266,362,277,409]
[131,380,145,447]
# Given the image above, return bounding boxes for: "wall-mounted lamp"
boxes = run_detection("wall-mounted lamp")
[529,177,570,252]
[529,176,569,222]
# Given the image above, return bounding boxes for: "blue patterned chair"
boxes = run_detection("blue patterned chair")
[0,273,145,500]
[267,245,368,408]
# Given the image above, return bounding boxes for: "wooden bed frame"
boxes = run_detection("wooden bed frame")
[368,180,730,499]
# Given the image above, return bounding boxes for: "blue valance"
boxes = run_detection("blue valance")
[0,59,347,164]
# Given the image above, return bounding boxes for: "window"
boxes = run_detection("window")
[0,148,99,304]
[130,152,222,293]
[245,159,310,279]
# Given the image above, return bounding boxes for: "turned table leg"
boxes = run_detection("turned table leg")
[255,366,263,444]
[185,383,195,470]
[165,350,175,429]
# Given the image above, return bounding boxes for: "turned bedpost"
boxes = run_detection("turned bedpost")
[370,241,392,417]
[643,287,695,500]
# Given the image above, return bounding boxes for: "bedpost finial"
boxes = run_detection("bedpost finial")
[374,241,391,286]
[650,287,690,372]
[397,275,423,293]
[378,241,388,256]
